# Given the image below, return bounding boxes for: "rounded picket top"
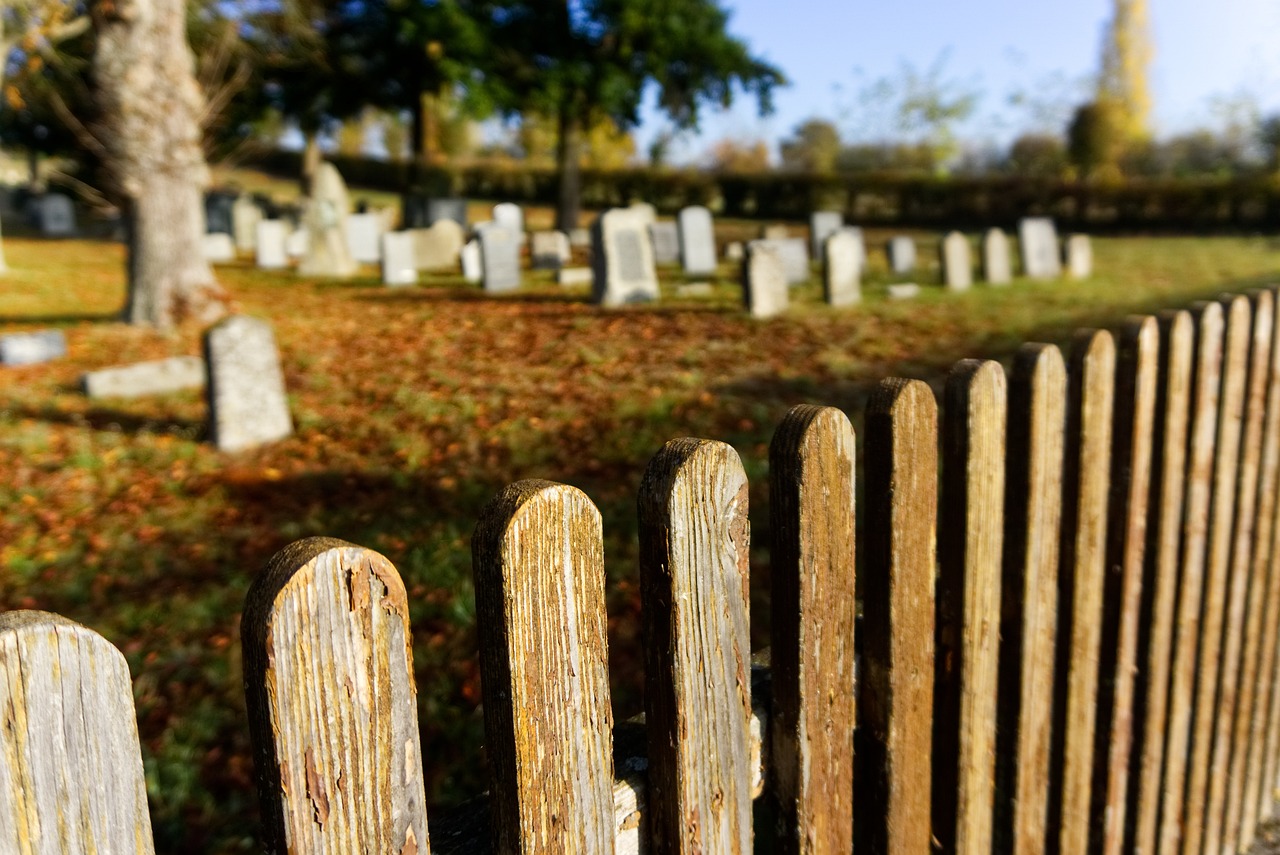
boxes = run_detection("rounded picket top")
[0,610,155,854]
[242,537,427,855]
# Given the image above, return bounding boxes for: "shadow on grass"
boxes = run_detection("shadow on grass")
[4,401,205,437]
[0,311,122,325]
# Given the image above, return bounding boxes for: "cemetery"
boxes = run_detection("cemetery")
[7,0,1280,852]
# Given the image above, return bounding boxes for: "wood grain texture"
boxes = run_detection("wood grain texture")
[242,537,428,855]
[1049,329,1116,855]
[994,343,1066,855]
[1158,301,1225,855]
[1089,317,1157,855]
[639,438,753,855]
[768,405,857,855]
[934,359,1006,855]
[1246,289,1280,840]
[1179,296,1250,855]
[858,377,937,855]
[1214,291,1274,855]
[1127,310,1193,855]
[0,610,155,855]
[473,480,615,854]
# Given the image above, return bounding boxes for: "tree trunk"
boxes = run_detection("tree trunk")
[301,132,322,195]
[555,108,583,232]
[92,0,227,330]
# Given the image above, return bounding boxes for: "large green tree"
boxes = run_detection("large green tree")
[470,0,784,230]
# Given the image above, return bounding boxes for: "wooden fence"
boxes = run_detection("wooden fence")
[5,289,1280,854]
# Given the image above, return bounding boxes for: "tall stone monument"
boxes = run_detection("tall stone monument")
[591,209,660,306]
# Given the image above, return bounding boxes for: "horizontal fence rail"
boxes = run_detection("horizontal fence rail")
[7,288,1280,854]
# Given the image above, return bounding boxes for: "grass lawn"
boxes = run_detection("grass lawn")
[1,220,1277,852]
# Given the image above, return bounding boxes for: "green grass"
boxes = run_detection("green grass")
[0,224,1277,852]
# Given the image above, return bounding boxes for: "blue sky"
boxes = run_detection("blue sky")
[637,0,1280,163]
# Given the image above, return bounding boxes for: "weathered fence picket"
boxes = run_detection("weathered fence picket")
[17,288,1280,855]
[934,359,1005,855]
[768,405,857,855]
[995,343,1066,855]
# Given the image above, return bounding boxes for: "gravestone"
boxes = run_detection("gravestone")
[558,267,592,286]
[648,222,681,266]
[982,228,1012,285]
[888,283,922,300]
[677,206,717,276]
[480,227,522,293]
[1018,217,1061,279]
[204,316,293,452]
[232,196,263,252]
[345,213,383,264]
[1065,234,1093,279]
[941,231,972,291]
[628,202,657,225]
[530,231,571,269]
[381,232,418,286]
[256,221,288,269]
[0,329,67,365]
[839,226,867,267]
[461,239,482,282]
[410,220,465,271]
[810,210,844,258]
[568,228,592,248]
[752,238,810,284]
[286,228,309,259]
[202,233,236,263]
[36,194,75,236]
[591,208,660,306]
[744,243,788,319]
[82,356,205,399]
[888,236,916,274]
[677,282,714,297]
[426,198,468,228]
[823,231,861,307]
[204,191,236,235]
[760,224,789,240]
[492,203,524,236]
[298,163,357,277]
[724,241,745,262]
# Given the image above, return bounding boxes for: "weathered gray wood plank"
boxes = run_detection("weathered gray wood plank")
[1128,310,1193,855]
[768,405,857,855]
[995,343,1066,855]
[1050,329,1116,855]
[859,377,937,855]
[0,610,154,855]
[935,359,1006,855]
[1179,296,1250,855]
[242,537,429,855]
[473,480,615,854]
[639,438,753,855]
[1090,317,1157,855]
[1215,290,1274,855]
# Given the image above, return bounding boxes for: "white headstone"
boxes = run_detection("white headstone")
[568,228,591,248]
[839,226,867,268]
[628,202,657,225]
[941,231,972,291]
[298,163,357,277]
[36,194,75,236]
[888,283,922,300]
[232,197,262,252]
[724,241,745,262]
[983,228,1012,285]
[492,203,524,236]
[410,220,465,271]
[204,316,293,452]
[648,222,681,266]
[888,236,916,274]
[810,211,844,258]
[1065,234,1093,279]
[0,329,67,365]
[558,267,592,286]
[286,229,310,259]
[677,206,717,276]
[381,232,418,286]
[480,227,522,293]
[530,231,571,269]
[751,238,810,284]
[744,244,788,319]
[761,224,789,240]
[1019,217,1062,279]
[591,209,660,306]
[255,221,289,269]
[202,233,237,263]
[82,356,205,399]
[345,213,384,264]
[461,239,482,283]
[823,231,861,307]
